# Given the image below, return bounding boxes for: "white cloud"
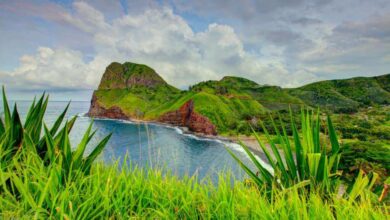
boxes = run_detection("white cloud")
[61,1,109,33]
[2,0,390,91]
[0,47,99,89]
[2,3,306,90]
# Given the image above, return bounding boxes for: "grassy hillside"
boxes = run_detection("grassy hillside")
[93,65,269,133]
[288,74,390,112]
[247,86,304,110]
[375,73,390,92]
[94,85,182,118]
[92,61,390,134]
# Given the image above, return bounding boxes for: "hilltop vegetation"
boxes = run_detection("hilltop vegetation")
[89,61,390,135]
[289,75,390,113]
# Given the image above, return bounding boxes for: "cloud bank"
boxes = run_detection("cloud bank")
[0,0,389,90]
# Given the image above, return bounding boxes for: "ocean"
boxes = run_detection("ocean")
[4,99,268,182]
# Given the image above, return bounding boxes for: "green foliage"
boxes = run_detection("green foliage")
[98,62,169,90]
[288,74,390,112]
[0,88,111,183]
[227,109,381,202]
[333,106,390,142]
[340,141,389,184]
[248,86,304,110]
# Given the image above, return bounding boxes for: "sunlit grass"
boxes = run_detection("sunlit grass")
[1,153,388,219]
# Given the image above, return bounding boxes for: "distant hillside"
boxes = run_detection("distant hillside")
[374,74,390,92]
[288,74,390,112]
[89,61,390,135]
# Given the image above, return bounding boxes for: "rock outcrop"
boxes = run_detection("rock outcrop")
[88,93,129,120]
[159,100,217,135]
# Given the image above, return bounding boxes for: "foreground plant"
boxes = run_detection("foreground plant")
[0,87,111,184]
[1,157,388,219]
[227,109,379,199]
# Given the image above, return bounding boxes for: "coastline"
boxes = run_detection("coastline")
[86,114,264,157]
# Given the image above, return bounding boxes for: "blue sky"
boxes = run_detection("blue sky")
[1,0,390,95]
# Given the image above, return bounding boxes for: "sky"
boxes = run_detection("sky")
[1,0,390,98]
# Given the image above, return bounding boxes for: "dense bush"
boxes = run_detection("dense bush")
[340,141,389,184]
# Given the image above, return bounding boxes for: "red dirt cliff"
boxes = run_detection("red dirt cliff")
[158,100,217,135]
[88,93,129,120]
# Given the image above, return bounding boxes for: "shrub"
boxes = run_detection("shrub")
[340,141,389,184]
[0,88,111,184]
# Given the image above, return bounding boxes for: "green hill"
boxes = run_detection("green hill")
[90,63,268,134]
[89,61,390,134]
[247,86,304,110]
[98,62,168,89]
[288,74,390,112]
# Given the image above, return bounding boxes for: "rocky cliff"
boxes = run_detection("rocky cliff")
[158,100,217,135]
[88,61,219,135]
[88,93,129,120]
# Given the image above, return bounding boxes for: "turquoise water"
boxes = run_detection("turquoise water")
[6,100,269,182]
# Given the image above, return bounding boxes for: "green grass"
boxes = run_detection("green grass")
[1,156,388,219]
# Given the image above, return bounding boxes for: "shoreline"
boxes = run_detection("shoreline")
[86,114,264,157]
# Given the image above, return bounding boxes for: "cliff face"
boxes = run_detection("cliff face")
[159,100,217,135]
[88,93,129,120]
[88,95,217,135]
[88,61,218,135]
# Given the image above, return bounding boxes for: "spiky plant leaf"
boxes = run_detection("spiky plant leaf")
[83,134,111,174]
[259,119,289,183]
[59,123,72,173]
[37,102,70,156]
[43,125,56,163]
[327,115,340,155]
[10,105,23,150]
[237,140,273,184]
[307,153,321,178]
[72,122,94,169]
[291,111,304,181]
[2,86,11,127]
[0,117,5,137]
[251,127,276,168]
[226,147,264,187]
[277,113,297,181]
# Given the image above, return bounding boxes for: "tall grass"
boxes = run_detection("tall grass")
[0,89,388,218]
[1,154,387,219]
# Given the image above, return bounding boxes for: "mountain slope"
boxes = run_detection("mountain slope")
[98,62,169,89]
[288,74,390,112]
[89,61,389,135]
[89,62,268,134]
